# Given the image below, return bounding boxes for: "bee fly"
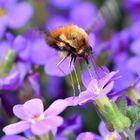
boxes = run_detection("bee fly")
[46,24,92,64]
[44,0,120,93]
[45,0,120,65]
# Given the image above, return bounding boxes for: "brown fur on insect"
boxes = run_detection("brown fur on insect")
[46,24,92,63]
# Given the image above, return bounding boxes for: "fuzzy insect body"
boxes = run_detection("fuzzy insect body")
[46,24,92,62]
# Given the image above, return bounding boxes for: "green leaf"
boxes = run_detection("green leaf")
[127,106,140,123]
[116,96,127,115]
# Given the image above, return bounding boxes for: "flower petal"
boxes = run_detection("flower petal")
[46,16,69,30]
[87,79,98,93]
[93,81,114,100]
[49,0,79,9]
[70,2,97,28]
[82,70,92,88]
[0,22,6,39]
[45,55,73,76]
[1,135,27,140]
[8,2,33,28]
[31,119,51,135]
[0,71,20,90]
[78,91,94,105]
[46,116,63,127]
[44,99,68,116]
[30,39,49,65]
[130,39,140,55]
[65,96,79,106]
[76,132,102,140]
[28,72,40,98]
[127,57,140,74]
[13,98,44,120]
[99,71,118,88]
[56,136,68,140]
[13,35,27,53]
[0,42,10,61]
[3,121,30,135]
[99,121,121,139]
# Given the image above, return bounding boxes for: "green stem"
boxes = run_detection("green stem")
[119,132,127,140]
[125,88,140,106]
[126,129,135,140]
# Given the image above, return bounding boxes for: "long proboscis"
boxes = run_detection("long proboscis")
[85,0,120,34]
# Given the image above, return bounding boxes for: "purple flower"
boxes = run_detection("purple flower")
[46,16,70,31]
[0,71,20,90]
[56,136,68,140]
[126,38,140,75]
[123,0,140,22]
[113,62,135,91]
[58,114,82,136]
[76,132,102,140]
[130,21,140,40]
[3,98,68,136]
[0,0,33,38]
[135,126,140,140]
[69,2,97,29]
[78,71,118,105]
[46,76,64,100]
[1,135,27,140]
[44,46,74,76]
[130,39,140,55]
[108,30,130,64]
[106,29,137,91]
[127,56,140,75]
[48,0,80,9]
[28,72,40,98]
[24,30,73,77]
[99,121,122,140]
[65,70,118,106]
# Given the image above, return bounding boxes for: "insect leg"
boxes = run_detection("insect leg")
[85,59,94,79]
[73,62,82,93]
[69,54,77,96]
[57,54,69,67]
[56,52,71,76]
[69,72,76,96]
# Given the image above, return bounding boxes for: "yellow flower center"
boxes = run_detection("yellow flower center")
[31,114,44,123]
[95,87,102,94]
[105,133,117,140]
[0,7,7,17]
[59,51,68,58]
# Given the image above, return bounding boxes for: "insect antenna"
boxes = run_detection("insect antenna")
[69,55,82,95]
[56,53,76,96]
[73,64,81,93]
[69,55,77,96]
[69,72,76,96]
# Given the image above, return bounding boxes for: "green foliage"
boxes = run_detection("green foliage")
[0,49,16,77]
[116,96,127,115]
[103,102,131,132]
[127,106,140,127]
